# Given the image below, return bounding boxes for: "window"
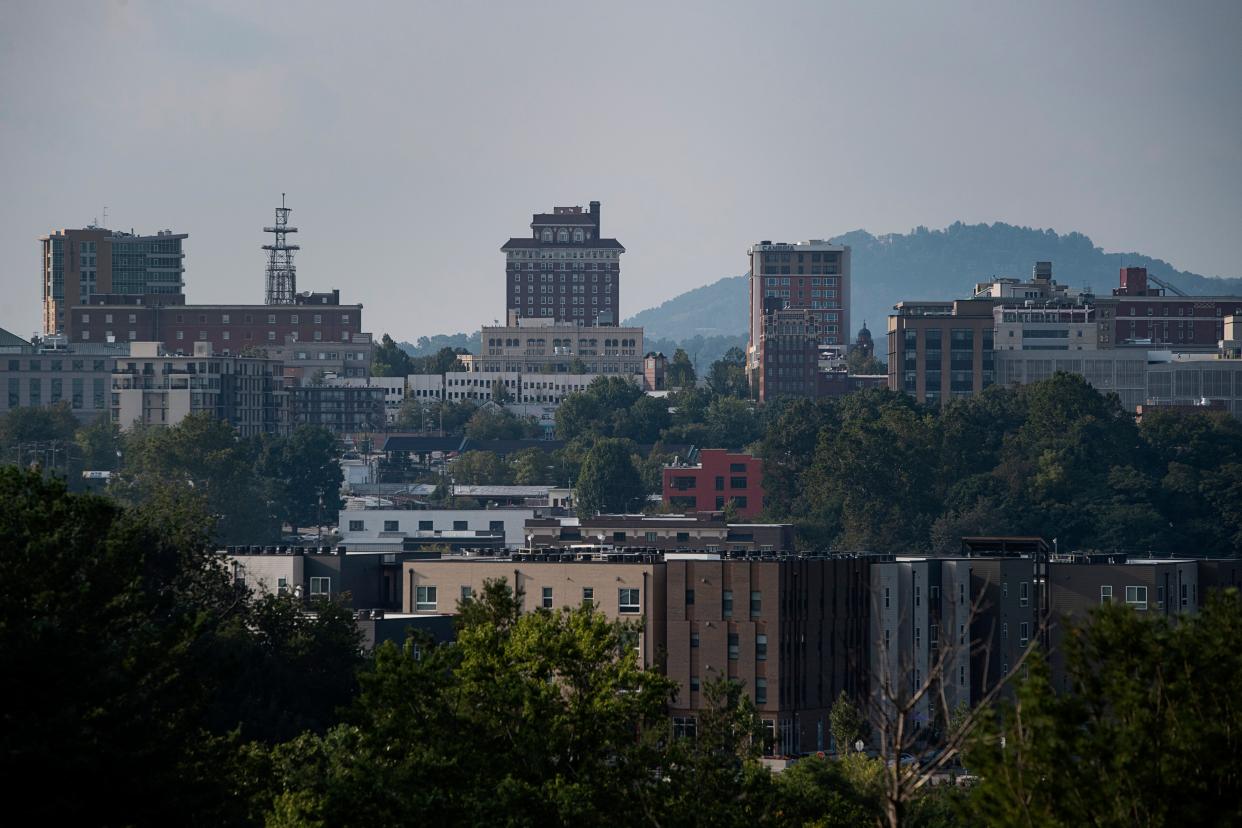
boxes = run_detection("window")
[646,531,658,542]
[453,520,468,531]
[582,586,594,606]
[1157,585,1165,609]
[1100,585,1113,605]
[460,585,473,603]
[722,590,733,618]
[1002,582,1008,599]
[416,585,437,611]
[383,520,399,532]
[690,676,700,692]
[542,586,553,609]
[417,520,432,531]
[672,716,697,740]
[714,476,724,491]
[619,588,640,614]
[750,590,761,617]
[309,577,331,597]
[1019,622,1030,646]
[1180,583,1188,608]
[685,588,695,606]
[730,476,747,489]
[755,677,767,705]
[756,634,767,661]
[690,632,700,648]
[1019,582,1029,607]
[277,577,289,595]
[1126,585,1148,610]
[959,665,966,687]
[348,520,364,532]
[915,585,921,607]
[728,633,739,660]
[884,586,890,609]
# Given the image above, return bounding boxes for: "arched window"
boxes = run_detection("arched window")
[557,229,569,243]
[541,229,552,242]
[573,229,584,243]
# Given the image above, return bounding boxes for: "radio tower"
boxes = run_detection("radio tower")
[263,193,299,304]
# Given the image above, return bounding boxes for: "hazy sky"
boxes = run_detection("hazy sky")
[2,0,1240,341]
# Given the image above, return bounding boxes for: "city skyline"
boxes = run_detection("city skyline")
[2,1,1240,342]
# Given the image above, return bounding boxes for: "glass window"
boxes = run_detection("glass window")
[416,585,437,611]
[542,586,553,609]
[750,590,761,616]
[619,588,640,614]
[1019,582,1029,607]
[309,577,331,597]
[348,520,364,532]
[582,586,594,606]
[1125,585,1148,610]
[690,632,700,648]
[728,633,739,660]
[685,588,695,606]
[722,589,733,618]
[383,520,399,532]
[1100,585,1113,605]
[756,634,767,661]
[755,677,767,705]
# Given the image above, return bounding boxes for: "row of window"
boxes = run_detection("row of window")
[414,585,641,614]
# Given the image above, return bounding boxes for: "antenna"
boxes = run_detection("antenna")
[262,192,300,304]
[102,206,108,228]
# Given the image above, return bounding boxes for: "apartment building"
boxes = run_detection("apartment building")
[0,331,127,420]
[747,240,851,355]
[408,370,622,404]
[524,513,795,555]
[288,384,385,434]
[754,305,821,401]
[402,549,871,756]
[67,289,365,357]
[886,299,997,406]
[41,226,187,335]
[111,342,288,437]
[325,376,405,423]
[338,507,536,549]
[502,200,623,326]
[663,448,765,518]
[469,318,644,375]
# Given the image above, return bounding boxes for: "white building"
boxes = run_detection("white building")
[338,507,536,549]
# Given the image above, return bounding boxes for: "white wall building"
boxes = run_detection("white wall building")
[338,507,536,549]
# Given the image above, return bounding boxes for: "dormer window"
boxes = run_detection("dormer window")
[557,229,569,243]
[573,228,584,243]
[541,229,553,242]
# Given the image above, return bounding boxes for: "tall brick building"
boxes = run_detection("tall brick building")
[502,201,623,326]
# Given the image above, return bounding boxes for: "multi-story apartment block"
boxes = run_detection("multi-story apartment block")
[886,299,997,406]
[408,370,621,404]
[663,448,765,518]
[324,376,405,424]
[754,305,821,401]
[269,331,374,385]
[747,239,851,354]
[469,319,644,375]
[502,201,623,326]
[402,549,871,756]
[0,331,128,421]
[111,342,288,437]
[524,514,795,554]
[288,384,385,434]
[41,226,187,335]
[338,507,536,550]
[68,289,365,357]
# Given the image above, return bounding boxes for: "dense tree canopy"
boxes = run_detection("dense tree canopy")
[575,437,646,517]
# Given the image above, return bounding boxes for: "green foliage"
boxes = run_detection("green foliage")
[258,425,344,532]
[965,592,1242,827]
[370,333,413,377]
[451,450,511,485]
[829,691,867,753]
[847,348,886,375]
[0,400,79,448]
[397,398,478,433]
[463,405,539,440]
[575,437,645,517]
[707,346,750,398]
[668,347,697,387]
[509,447,550,485]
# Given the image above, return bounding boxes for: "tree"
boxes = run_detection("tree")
[464,405,527,440]
[965,592,1242,828]
[667,348,697,388]
[452,450,511,485]
[509,447,550,485]
[829,691,867,753]
[575,438,645,517]
[706,395,763,450]
[370,333,413,377]
[707,346,750,398]
[260,425,343,533]
[75,414,123,472]
[490,378,513,404]
[847,348,887,376]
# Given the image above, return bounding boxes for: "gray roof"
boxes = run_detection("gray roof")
[501,238,625,251]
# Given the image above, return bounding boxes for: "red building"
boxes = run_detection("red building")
[663,448,765,518]
[1100,267,1242,349]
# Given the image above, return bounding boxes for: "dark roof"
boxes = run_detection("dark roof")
[383,435,467,453]
[532,213,598,225]
[0,327,30,348]
[463,438,566,455]
[501,238,625,251]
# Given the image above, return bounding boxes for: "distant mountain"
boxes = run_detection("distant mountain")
[623,276,748,341]
[624,222,1242,354]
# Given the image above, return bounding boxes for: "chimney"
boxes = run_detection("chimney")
[589,200,600,229]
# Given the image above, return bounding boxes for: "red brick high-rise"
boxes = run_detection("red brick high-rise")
[502,201,624,326]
